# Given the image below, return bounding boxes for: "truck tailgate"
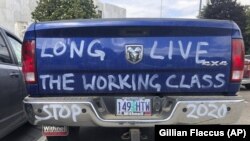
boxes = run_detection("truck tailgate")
[35,19,232,95]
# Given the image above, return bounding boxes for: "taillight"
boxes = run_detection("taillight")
[22,40,36,83]
[231,39,245,82]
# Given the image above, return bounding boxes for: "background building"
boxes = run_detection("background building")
[93,0,126,18]
[0,0,126,39]
[0,0,36,39]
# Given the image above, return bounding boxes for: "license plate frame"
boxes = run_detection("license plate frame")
[116,97,151,116]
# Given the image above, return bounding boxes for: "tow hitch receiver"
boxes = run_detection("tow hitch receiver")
[122,128,145,141]
[42,126,68,136]
[130,129,141,141]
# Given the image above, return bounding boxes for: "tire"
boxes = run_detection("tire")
[245,84,250,90]
[46,127,80,141]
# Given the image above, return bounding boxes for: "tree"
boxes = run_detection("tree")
[200,0,249,53]
[32,0,98,22]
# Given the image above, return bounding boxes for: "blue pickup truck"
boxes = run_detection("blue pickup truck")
[22,19,245,140]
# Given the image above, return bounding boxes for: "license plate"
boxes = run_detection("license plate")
[116,97,151,116]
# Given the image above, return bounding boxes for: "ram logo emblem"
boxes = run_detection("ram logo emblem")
[125,45,143,64]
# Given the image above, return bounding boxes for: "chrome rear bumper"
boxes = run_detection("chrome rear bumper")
[23,96,244,127]
[242,78,250,84]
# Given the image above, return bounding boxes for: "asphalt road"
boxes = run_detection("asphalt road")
[2,88,250,141]
[236,88,250,124]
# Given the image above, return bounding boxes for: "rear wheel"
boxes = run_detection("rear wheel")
[245,84,250,90]
[46,127,80,141]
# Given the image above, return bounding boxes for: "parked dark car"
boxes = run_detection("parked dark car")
[0,27,27,139]
[242,55,250,89]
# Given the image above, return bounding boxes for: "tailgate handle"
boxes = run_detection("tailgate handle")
[121,28,149,36]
